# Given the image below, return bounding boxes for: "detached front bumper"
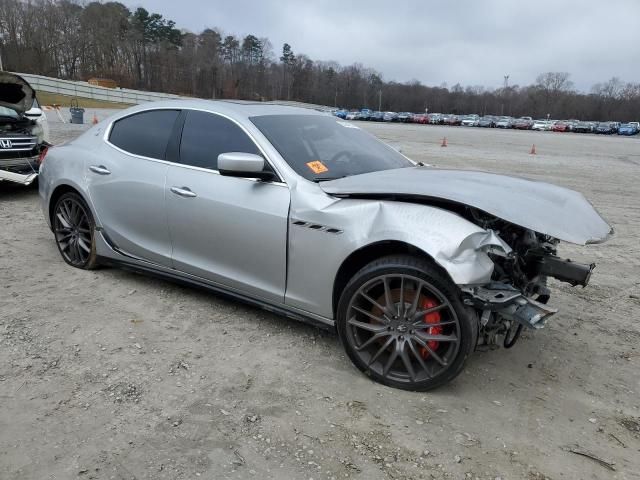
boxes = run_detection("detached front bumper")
[0,157,39,185]
[463,257,595,330]
[0,169,38,185]
[462,284,557,329]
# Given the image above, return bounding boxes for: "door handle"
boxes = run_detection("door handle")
[170,186,197,198]
[89,165,111,175]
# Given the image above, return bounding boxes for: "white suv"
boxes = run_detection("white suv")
[0,72,50,185]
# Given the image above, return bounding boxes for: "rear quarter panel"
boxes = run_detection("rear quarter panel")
[39,126,107,228]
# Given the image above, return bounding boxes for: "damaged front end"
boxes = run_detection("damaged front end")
[0,137,47,186]
[319,166,611,345]
[461,212,596,348]
[0,71,47,185]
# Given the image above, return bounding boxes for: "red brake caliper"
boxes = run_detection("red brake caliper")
[419,296,442,359]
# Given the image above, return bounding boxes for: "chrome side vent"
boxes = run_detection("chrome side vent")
[291,219,343,235]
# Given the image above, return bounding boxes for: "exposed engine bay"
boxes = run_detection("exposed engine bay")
[0,113,44,139]
[460,207,594,349]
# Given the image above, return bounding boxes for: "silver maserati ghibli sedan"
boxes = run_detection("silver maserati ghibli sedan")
[39,100,612,391]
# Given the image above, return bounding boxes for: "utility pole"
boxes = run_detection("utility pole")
[501,74,510,116]
[378,89,382,111]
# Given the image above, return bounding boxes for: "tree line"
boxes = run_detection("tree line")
[0,0,638,121]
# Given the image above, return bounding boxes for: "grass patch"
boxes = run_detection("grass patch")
[38,91,133,109]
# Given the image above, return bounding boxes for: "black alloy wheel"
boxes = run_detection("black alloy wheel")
[337,255,477,391]
[53,192,99,269]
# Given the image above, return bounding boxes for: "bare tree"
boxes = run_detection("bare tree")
[0,0,638,121]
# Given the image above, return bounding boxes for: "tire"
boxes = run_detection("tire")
[336,255,477,391]
[52,192,99,269]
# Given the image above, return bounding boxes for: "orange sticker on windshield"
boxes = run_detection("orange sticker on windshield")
[306,160,329,174]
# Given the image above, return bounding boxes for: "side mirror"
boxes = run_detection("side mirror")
[24,107,43,118]
[218,152,274,180]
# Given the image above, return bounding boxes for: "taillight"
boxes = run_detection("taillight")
[36,146,49,166]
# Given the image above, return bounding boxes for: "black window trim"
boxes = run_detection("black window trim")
[104,107,182,162]
[175,108,284,183]
[104,107,286,185]
[165,110,187,164]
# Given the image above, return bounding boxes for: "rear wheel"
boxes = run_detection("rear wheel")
[337,255,476,391]
[53,192,99,269]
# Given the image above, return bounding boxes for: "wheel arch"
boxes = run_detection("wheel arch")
[48,184,90,226]
[332,240,448,318]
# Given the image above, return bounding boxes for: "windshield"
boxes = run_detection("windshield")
[251,114,412,181]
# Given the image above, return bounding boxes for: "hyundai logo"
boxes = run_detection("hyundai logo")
[0,139,13,149]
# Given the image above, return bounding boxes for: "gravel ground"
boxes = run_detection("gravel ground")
[1,114,639,480]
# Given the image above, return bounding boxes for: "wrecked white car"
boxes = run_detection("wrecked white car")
[39,101,612,391]
[0,72,50,186]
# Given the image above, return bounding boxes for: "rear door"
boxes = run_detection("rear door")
[166,110,290,303]
[87,109,180,266]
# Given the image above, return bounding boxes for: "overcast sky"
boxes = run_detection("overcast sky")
[123,0,639,91]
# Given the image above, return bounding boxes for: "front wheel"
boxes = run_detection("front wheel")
[337,255,477,391]
[52,192,99,269]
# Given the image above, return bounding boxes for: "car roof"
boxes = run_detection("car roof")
[118,99,329,121]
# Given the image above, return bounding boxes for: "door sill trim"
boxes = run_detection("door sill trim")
[96,231,334,330]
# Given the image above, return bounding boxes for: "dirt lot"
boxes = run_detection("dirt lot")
[1,116,639,480]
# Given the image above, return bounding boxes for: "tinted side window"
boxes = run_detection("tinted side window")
[109,110,180,160]
[179,110,259,170]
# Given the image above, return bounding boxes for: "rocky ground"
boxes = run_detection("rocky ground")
[1,114,639,479]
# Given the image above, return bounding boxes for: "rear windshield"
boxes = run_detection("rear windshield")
[250,114,412,181]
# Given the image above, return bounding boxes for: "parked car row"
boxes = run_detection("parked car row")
[332,109,640,136]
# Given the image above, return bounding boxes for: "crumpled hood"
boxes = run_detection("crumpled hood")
[320,167,613,245]
[0,72,35,114]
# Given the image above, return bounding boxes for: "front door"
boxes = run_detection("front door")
[166,110,290,303]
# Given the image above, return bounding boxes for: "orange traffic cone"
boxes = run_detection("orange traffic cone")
[530,144,536,155]
[92,113,99,125]
[441,137,448,147]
